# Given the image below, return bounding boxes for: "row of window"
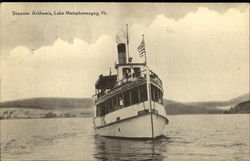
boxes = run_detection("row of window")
[123,67,142,79]
[96,84,163,117]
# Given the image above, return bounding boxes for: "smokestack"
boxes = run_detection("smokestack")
[117,43,127,64]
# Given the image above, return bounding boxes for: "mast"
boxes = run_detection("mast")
[142,34,147,64]
[146,66,154,140]
[126,24,130,63]
[143,35,154,140]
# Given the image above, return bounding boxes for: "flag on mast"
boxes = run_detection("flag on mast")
[137,36,146,57]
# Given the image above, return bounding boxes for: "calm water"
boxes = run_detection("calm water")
[1,114,249,161]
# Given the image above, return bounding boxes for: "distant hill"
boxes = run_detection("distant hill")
[224,101,250,114]
[185,93,249,109]
[1,97,223,114]
[0,93,249,119]
[163,100,223,115]
[0,97,94,119]
[227,93,250,105]
[0,97,94,110]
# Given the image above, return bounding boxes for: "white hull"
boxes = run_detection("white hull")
[94,112,168,139]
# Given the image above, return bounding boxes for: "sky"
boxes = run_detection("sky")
[1,3,249,102]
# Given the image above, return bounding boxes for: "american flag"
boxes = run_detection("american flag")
[137,38,146,57]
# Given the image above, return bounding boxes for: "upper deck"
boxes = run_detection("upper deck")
[95,66,163,104]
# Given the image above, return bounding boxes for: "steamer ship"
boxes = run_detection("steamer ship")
[93,30,168,139]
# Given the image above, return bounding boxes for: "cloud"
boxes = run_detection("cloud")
[1,7,249,102]
[130,7,249,102]
[1,35,116,101]
[2,3,247,54]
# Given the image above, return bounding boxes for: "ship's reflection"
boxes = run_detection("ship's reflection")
[93,135,169,161]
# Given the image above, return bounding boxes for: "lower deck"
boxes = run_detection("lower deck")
[93,101,168,138]
[94,112,168,138]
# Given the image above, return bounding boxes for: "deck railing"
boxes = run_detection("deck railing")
[95,69,163,99]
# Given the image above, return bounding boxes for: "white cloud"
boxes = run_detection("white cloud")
[1,35,116,101]
[144,7,249,102]
[1,7,249,102]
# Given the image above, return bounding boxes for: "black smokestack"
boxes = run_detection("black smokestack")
[117,43,127,64]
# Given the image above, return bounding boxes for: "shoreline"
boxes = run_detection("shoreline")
[1,113,249,121]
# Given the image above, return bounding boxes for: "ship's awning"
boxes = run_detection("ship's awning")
[95,75,117,90]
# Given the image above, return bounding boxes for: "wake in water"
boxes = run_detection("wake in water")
[1,131,78,156]
[93,135,171,160]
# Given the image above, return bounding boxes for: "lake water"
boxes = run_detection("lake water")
[1,114,249,161]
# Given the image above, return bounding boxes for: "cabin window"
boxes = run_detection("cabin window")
[158,88,163,104]
[108,99,112,113]
[139,84,148,102]
[150,84,163,105]
[96,100,110,117]
[112,96,118,111]
[104,101,108,115]
[159,91,163,104]
[155,87,159,103]
[98,103,101,117]
[123,68,131,79]
[131,87,139,105]
[133,67,141,77]
[100,103,105,116]
[151,85,155,102]
[99,105,102,117]
[106,101,109,114]
[123,90,130,107]
[96,104,100,117]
